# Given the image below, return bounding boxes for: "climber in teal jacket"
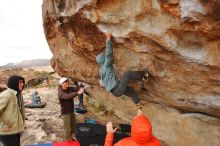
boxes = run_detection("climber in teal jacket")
[96,32,148,105]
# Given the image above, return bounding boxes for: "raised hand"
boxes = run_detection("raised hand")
[106,122,117,133]
[137,109,143,116]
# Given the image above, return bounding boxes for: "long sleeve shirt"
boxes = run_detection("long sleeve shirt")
[58,85,79,115]
[99,40,119,91]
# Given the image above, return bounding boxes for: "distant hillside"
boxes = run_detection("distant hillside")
[0,59,50,69]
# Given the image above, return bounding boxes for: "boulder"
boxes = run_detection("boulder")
[42,1,220,145]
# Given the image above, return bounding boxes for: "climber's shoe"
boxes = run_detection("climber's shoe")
[136,100,145,109]
[142,71,149,81]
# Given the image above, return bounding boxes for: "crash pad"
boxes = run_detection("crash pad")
[26,141,80,146]
[74,108,87,114]
[25,102,46,108]
[25,143,52,146]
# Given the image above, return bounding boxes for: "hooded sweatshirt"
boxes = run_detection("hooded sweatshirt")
[104,115,160,146]
[0,75,25,135]
[96,40,119,92]
[7,75,25,111]
[7,75,25,92]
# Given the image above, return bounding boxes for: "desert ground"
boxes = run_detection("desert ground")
[0,66,128,146]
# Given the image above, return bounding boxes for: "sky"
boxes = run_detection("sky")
[0,0,52,66]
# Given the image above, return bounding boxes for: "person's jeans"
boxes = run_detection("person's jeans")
[111,71,145,104]
[0,133,20,146]
[61,113,76,140]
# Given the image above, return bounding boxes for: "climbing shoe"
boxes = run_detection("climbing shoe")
[142,72,149,81]
[136,100,145,109]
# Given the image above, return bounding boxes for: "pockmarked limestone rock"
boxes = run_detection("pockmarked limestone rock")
[42,1,220,145]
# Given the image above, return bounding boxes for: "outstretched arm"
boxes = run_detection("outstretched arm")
[58,87,84,99]
[104,122,117,146]
[58,91,78,99]
[104,32,113,66]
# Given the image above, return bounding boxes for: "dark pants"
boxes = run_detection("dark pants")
[0,133,20,146]
[78,94,83,108]
[111,71,145,104]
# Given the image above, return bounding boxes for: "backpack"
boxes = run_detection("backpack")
[75,123,128,146]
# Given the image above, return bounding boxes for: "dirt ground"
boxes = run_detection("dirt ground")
[1,67,167,146]
[0,66,131,146]
[21,80,128,146]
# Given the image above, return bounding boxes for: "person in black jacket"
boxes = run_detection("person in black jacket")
[58,77,84,141]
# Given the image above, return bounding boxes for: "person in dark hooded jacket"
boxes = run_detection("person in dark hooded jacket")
[104,109,160,146]
[0,75,25,146]
[96,32,148,105]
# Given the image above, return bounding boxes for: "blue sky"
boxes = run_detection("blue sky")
[0,0,52,65]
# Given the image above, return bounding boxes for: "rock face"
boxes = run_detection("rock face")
[42,1,220,146]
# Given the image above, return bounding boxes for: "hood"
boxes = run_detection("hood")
[96,53,105,65]
[131,115,153,144]
[7,75,25,92]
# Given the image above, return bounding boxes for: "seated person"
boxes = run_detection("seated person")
[104,109,160,146]
[31,91,42,104]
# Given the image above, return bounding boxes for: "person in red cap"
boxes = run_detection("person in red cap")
[104,109,160,146]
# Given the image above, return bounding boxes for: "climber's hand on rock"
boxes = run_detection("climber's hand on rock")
[77,87,84,94]
[83,84,90,89]
[99,80,105,87]
[106,32,112,41]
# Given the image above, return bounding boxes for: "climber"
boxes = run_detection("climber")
[104,109,160,146]
[96,32,148,107]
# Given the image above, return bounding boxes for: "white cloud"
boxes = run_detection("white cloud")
[0,0,52,65]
